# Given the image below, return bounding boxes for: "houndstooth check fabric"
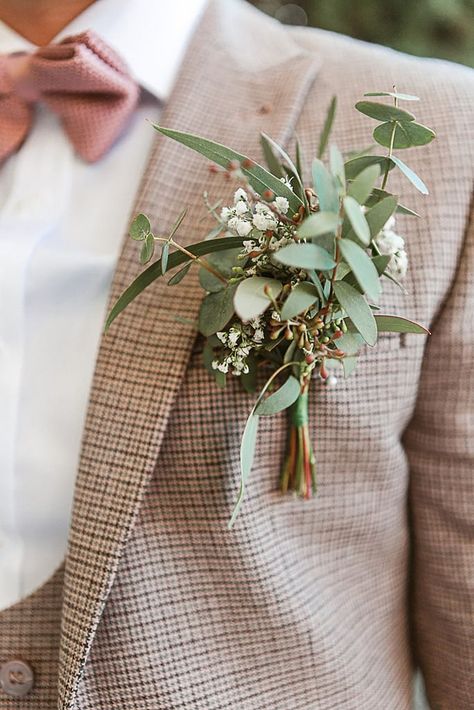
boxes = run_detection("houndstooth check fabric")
[2,1,473,708]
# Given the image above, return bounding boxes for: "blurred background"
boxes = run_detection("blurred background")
[248,0,474,67]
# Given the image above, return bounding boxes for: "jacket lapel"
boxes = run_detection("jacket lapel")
[58,1,320,706]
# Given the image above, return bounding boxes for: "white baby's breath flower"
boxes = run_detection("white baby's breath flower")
[389,250,408,279]
[253,328,265,343]
[274,196,289,214]
[279,176,294,192]
[227,216,238,231]
[235,219,252,237]
[216,332,227,344]
[235,200,249,216]
[242,239,256,253]
[234,188,248,204]
[253,212,269,231]
[254,202,267,214]
[220,207,231,223]
[376,231,405,255]
[228,329,240,347]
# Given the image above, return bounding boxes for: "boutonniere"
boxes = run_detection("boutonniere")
[106,89,435,527]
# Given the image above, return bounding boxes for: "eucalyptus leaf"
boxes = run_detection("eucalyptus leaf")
[256,375,301,416]
[168,261,191,285]
[367,188,420,217]
[355,101,416,123]
[373,121,436,149]
[280,282,319,321]
[260,133,284,178]
[234,276,282,322]
[199,247,241,293]
[338,238,381,301]
[275,242,336,270]
[345,155,395,180]
[306,269,326,303]
[106,236,246,331]
[364,91,419,102]
[348,164,380,205]
[374,315,430,334]
[297,211,339,239]
[372,254,391,275]
[261,132,307,209]
[337,331,364,355]
[342,356,358,378]
[168,208,187,240]
[312,159,340,213]
[228,411,260,529]
[295,136,303,178]
[343,196,371,245]
[130,213,151,240]
[333,281,377,346]
[161,242,169,275]
[391,156,429,195]
[199,284,237,337]
[364,196,398,238]
[318,96,337,159]
[140,233,155,264]
[330,144,345,188]
[153,125,302,215]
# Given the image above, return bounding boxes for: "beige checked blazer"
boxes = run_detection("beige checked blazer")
[9,1,473,708]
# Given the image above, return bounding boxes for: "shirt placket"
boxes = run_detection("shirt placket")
[0,113,72,607]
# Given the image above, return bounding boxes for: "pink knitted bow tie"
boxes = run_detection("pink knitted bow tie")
[0,31,140,163]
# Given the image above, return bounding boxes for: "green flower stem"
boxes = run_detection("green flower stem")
[154,236,228,284]
[381,92,399,191]
[280,385,317,499]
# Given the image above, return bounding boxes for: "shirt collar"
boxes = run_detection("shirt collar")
[0,0,208,101]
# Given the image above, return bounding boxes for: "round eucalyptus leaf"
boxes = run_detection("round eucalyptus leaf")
[130,213,151,240]
[355,101,416,123]
[234,276,282,322]
[373,121,436,149]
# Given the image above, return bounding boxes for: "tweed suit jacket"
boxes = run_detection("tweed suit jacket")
[19,1,472,708]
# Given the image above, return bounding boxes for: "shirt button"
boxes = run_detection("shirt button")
[0,660,35,698]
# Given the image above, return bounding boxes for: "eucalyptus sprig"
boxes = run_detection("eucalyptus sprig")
[107,88,434,528]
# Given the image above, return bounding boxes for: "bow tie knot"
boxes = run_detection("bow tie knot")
[0,31,140,163]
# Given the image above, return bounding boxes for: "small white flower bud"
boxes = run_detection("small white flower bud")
[236,219,252,236]
[234,188,248,204]
[274,196,289,214]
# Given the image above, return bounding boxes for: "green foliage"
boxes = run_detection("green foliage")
[108,86,436,526]
[234,276,282,322]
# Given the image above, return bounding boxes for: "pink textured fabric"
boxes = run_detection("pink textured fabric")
[0,31,139,163]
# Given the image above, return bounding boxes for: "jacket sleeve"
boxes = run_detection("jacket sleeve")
[403,197,474,709]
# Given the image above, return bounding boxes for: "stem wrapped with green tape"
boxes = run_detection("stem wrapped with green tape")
[280,386,316,499]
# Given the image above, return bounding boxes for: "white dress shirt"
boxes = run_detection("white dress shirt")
[0,0,207,611]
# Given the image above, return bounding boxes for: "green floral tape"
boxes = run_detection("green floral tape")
[289,391,309,427]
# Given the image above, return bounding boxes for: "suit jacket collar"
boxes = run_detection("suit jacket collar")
[58,1,320,706]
